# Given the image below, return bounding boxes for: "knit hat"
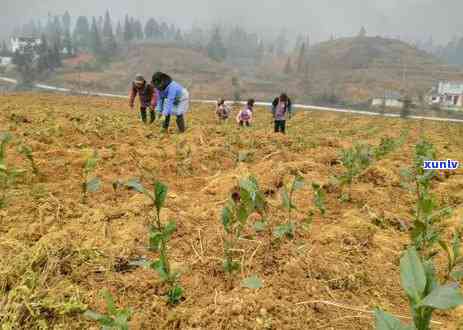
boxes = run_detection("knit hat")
[134,74,145,83]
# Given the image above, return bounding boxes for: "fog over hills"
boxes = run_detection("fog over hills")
[1,0,461,44]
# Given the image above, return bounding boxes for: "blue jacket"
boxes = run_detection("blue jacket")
[156,81,186,116]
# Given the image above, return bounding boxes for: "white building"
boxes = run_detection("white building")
[10,37,41,53]
[427,81,463,108]
[0,57,12,66]
[372,91,404,108]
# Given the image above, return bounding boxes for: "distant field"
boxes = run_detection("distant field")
[0,93,462,329]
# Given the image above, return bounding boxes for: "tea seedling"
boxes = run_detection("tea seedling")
[337,143,373,200]
[373,132,407,160]
[312,182,326,216]
[401,139,451,257]
[84,289,132,330]
[439,229,463,281]
[375,247,463,330]
[274,175,304,239]
[19,144,40,177]
[81,150,101,204]
[125,179,183,305]
[221,176,266,277]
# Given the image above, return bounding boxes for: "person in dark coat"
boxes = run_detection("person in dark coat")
[129,74,157,124]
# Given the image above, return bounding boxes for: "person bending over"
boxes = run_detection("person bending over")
[129,74,157,124]
[152,72,190,133]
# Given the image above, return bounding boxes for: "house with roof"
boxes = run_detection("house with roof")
[10,37,41,54]
[371,90,404,108]
[427,81,463,108]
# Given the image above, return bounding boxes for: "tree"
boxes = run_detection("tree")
[62,11,73,56]
[133,19,143,40]
[89,17,102,55]
[12,41,38,86]
[175,29,183,44]
[284,57,292,75]
[37,34,51,73]
[62,11,71,33]
[207,27,227,62]
[115,21,123,41]
[123,15,133,42]
[144,18,160,40]
[0,41,10,56]
[358,26,367,37]
[73,16,90,50]
[102,10,117,56]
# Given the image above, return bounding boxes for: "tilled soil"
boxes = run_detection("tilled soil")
[0,93,462,330]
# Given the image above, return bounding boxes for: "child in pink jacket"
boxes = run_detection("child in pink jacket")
[236,99,254,127]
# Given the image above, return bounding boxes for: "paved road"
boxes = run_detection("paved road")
[2,76,463,123]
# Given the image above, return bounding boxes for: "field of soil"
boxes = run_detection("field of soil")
[0,93,463,329]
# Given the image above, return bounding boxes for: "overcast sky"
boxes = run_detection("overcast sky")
[1,0,462,44]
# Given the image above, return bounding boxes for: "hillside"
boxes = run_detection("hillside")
[43,38,463,105]
[304,36,463,103]
[0,93,462,329]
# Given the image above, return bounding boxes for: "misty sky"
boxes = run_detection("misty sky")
[1,0,462,44]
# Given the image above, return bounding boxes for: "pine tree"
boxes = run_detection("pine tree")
[358,26,367,38]
[102,10,117,56]
[89,17,102,55]
[37,34,51,73]
[133,19,143,40]
[115,21,123,41]
[144,18,159,40]
[62,11,73,56]
[207,27,227,62]
[73,16,90,50]
[62,11,71,33]
[123,15,133,42]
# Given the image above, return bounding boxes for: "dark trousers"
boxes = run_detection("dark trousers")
[140,107,156,123]
[239,121,250,127]
[163,114,186,133]
[274,120,286,133]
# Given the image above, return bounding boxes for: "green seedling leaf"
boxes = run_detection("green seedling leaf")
[154,181,168,211]
[274,224,295,239]
[86,177,101,193]
[221,206,232,231]
[223,259,240,274]
[451,267,463,281]
[419,284,463,309]
[102,290,117,315]
[167,285,184,305]
[374,308,413,330]
[281,188,292,210]
[125,178,145,193]
[291,175,304,191]
[163,220,177,239]
[400,247,426,303]
[253,221,267,232]
[241,275,263,289]
[84,310,114,325]
[151,259,169,282]
[149,230,163,251]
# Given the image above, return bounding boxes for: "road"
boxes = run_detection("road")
[2,76,463,123]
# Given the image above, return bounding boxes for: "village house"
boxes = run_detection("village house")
[10,37,42,54]
[371,90,404,108]
[0,56,12,66]
[428,81,463,108]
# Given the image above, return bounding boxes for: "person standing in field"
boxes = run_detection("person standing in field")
[271,93,292,134]
[236,99,254,127]
[216,98,231,122]
[152,72,189,133]
[129,74,157,124]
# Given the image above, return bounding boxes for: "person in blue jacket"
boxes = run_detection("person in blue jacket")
[151,72,190,133]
